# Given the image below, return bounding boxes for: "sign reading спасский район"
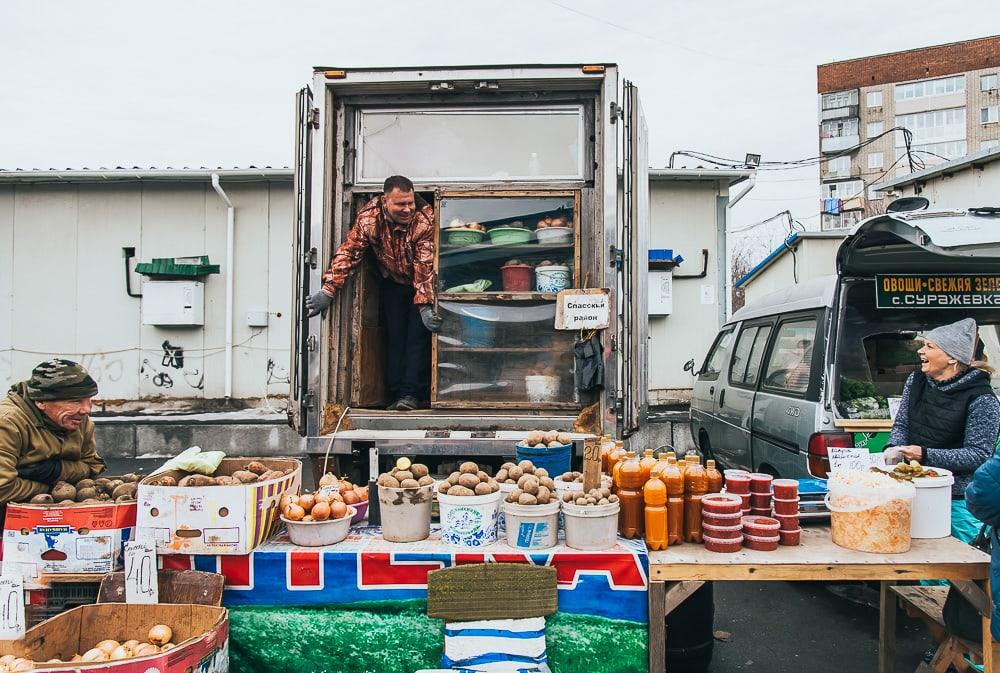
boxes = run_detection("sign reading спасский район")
[875,274,1000,309]
[554,288,611,330]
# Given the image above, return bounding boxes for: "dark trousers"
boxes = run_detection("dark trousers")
[380,279,431,401]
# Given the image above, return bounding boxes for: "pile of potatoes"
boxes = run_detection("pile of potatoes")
[28,473,140,505]
[502,461,556,506]
[39,624,175,664]
[519,430,572,449]
[561,487,618,506]
[377,457,435,490]
[436,462,500,497]
[557,471,586,483]
[280,489,351,523]
[149,461,294,487]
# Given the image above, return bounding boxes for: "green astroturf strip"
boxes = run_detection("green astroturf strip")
[228,601,647,673]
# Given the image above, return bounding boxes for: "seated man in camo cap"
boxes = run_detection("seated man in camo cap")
[0,359,107,503]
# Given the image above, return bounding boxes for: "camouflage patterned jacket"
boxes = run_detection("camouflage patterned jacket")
[0,383,106,503]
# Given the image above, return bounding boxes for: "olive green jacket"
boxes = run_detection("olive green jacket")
[0,383,106,503]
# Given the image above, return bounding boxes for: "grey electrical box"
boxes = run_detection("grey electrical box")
[246,311,269,328]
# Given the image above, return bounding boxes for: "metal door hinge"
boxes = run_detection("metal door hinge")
[308,108,320,129]
[304,392,315,409]
[609,102,623,124]
[307,335,317,352]
[610,334,618,351]
[304,247,317,268]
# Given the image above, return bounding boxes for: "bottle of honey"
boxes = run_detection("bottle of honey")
[705,459,723,494]
[599,435,614,473]
[683,456,708,543]
[644,469,668,550]
[652,452,672,485]
[610,441,627,490]
[617,451,645,539]
[663,458,684,545]
[639,449,657,483]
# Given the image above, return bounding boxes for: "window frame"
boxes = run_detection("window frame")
[982,74,998,92]
[981,106,999,124]
[728,320,776,390]
[866,121,884,139]
[866,90,883,108]
[759,312,823,400]
[867,152,884,169]
[698,325,737,382]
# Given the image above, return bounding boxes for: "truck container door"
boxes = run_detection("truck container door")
[618,81,650,437]
[290,86,316,436]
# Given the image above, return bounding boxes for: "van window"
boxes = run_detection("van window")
[836,280,1000,419]
[699,327,735,381]
[729,324,773,387]
[763,318,818,394]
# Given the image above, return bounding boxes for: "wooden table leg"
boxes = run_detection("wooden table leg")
[648,580,667,673]
[879,580,897,673]
[980,579,999,673]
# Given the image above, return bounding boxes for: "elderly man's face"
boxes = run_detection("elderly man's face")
[382,188,416,225]
[35,398,92,431]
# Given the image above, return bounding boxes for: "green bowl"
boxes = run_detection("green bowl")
[487,226,532,245]
[446,228,486,245]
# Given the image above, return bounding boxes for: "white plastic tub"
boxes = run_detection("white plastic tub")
[503,500,560,550]
[378,484,434,542]
[826,472,915,554]
[535,226,573,245]
[281,507,354,547]
[562,501,620,551]
[535,265,571,292]
[525,375,560,402]
[438,490,502,546]
[552,475,613,494]
[911,467,954,539]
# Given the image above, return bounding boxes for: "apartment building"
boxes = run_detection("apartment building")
[817,35,1000,230]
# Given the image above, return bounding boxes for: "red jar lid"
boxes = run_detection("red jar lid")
[742,515,780,534]
[701,493,743,514]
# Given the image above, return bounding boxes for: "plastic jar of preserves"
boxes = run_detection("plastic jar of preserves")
[743,533,780,552]
[773,512,800,532]
[701,493,743,515]
[741,515,780,537]
[749,473,773,494]
[772,479,799,500]
[773,497,799,515]
[779,528,802,546]
[702,521,743,540]
[749,493,772,510]
[704,534,743,553]
[702,510,743,527]
[723,473,751,495]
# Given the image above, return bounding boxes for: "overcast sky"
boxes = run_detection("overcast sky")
[3,0,999,251]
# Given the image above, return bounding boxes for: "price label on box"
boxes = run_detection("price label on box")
[124,539,158,604]
[0,575,25,639]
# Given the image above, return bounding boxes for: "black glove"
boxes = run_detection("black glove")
[306,290,334,318]
[419,306,442,333]
[19,459,62,485]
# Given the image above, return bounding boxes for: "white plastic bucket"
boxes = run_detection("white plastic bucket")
[553,475,612,494]
[437,490,502,546]
[535,226,573,245]
[535,265,571,292]
[563,501,620,551]
[503,500,560,550]
[281,507,354,547]
[910,468,954,539]
[825,474,915,554]
[379,484,434,542]
[525,375,560,402]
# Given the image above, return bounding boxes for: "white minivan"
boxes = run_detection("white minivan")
[688,207,1000,478]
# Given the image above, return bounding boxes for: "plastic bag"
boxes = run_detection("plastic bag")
[574,332,604,392]
[157,446,226,476]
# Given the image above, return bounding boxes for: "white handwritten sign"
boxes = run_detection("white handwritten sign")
[0,575,25,639]
[828,447,881,473]
[554,289,611,330]
[124,540,158,604]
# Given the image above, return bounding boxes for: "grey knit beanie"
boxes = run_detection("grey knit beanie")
[924,318,978,365]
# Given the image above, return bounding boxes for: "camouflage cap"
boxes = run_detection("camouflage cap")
[26,359,99,401]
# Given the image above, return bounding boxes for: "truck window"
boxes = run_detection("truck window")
[763,317,818,394]
[836,280,1000,419]
[729,323,773,387]
[698,326,735,381]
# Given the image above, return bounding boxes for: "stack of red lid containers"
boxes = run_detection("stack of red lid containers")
[701,474,801,552]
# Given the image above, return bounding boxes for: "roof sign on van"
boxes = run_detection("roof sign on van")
[876,273,1000,308]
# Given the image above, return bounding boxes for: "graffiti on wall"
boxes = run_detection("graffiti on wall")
[140,340,204,391]
[267,358,290,385]
[79,353,125,384]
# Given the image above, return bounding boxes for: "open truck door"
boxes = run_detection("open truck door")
[617,80,650,437]
[290,86,318,436]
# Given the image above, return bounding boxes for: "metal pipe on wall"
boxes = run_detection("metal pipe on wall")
[211,174,235,399]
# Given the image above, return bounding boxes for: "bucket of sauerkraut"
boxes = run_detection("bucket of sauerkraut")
[825,470,916,554]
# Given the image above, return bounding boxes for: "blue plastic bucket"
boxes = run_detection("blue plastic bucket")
[457,311,499,347]
[516,442,573,476]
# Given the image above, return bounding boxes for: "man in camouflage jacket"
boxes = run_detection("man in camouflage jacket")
[306,175,441,411]
[0,359,107,503]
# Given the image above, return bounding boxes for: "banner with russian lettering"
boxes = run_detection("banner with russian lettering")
[876,273,1000,309]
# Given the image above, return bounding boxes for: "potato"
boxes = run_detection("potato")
[180,474,216,487]
[507,466,523,480]
[94,477,112,490]
[76,478,96,491]
[447,472,462,486]
[518,475,539,495]
[476,471,489,482]
[557,432,572,445]
[51,484,77,502]
[545,441,562,448]
[518,493,538,505]
[543,430,559,444]
[598,498,610,505]
[609,494,619,503]
[518,460,534,474]
[474,482,494,496]
[394,471,414,482]
[258,470,284,481]
[575,497,588,505]
[533,443,547,449]
[537,485,551,502]
[112,483,137,500]
[107,479,124,492]
[534,468,549,479]
[245,461,268,475]
[438,481,451,494]
[120,473,141,483]
[459,461,479,475]
[155,475,178,487]
[30,493,53,504]
[378,475,400,488]
[446,485,475,496]
[76,486,98,501]
[417,475,435,486]
[98,491,112,501]
[487,479,499,492]
[116,495,134,503]
[214,475,238,486]
[562,491,575,503]
[501,462,517,472]
[458,473,480,489]
[495,469,509,482]
[539,477,555,491]
[59,499,75,505]
[233,471,258,484]
[509,488,524,501]
[410,464,429,479]
[400,478,420,488]
[525,431,545,445]
[599,487,612,499]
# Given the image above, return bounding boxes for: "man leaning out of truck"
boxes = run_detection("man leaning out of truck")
[0,359,107,505]
[306,175,442,412]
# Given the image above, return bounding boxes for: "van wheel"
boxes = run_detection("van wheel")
[758,464,780,478]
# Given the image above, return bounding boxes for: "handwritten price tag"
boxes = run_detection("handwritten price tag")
[0,575,25,639]
[124,540,158,604]
[828,447,879,473]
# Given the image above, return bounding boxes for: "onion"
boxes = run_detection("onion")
[160,643,176,651]
[96,639,120,655]
[81,648,109,662]
[148,624,173,646]
[110,645,131,660]
[10,659,32,672]
[318,473,338,488]
[135,643,160,656]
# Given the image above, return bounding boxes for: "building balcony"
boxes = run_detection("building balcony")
[820,105,859,121]
[821,135,861,154]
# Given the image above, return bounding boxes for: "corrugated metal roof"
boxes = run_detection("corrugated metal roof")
[876,145,1000,191]
[0,166,293,184]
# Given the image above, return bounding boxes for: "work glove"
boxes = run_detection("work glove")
[419,306,442,333]
[18,459,63,485]
[306,290,334,318]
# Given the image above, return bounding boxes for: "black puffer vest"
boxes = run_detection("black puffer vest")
[907,370,993,448]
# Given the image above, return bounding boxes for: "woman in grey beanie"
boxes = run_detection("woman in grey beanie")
[888,317,999,541]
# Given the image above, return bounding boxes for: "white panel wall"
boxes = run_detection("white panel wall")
[893,162,1000,209]
[1,180,293,408]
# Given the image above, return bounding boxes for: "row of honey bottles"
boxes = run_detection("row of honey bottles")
[599,437,723,550]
